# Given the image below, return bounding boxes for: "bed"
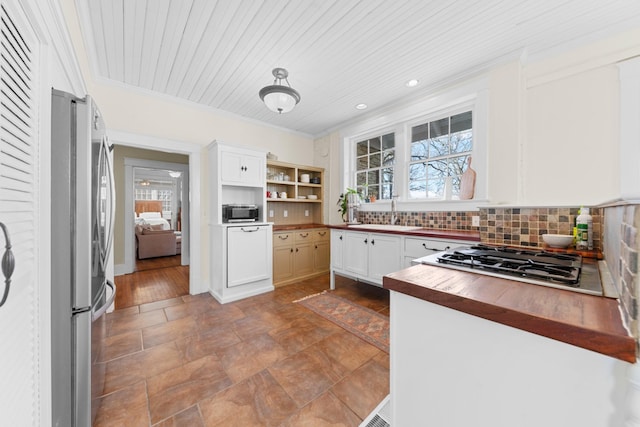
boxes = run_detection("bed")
[135,200,171,230]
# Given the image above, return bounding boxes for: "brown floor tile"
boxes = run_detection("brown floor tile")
[195,304,246,331]
[93,381,150,427]
[175,325,242,362]
[199,370,297,427]
[268,316,337,354]
[216,333,288,383]
[99,330,143,362]
[268,345,346,408]
[139,296,184,313]
[282,391,361,427]
[331,358,390,420]
[142,315,199,348]
[153,405,204,427]
[147,355,232,424]
[232,311,291,340]
[102,342,184,395]
[107,309,167,337]
[163,296,218,322]
[313,330,380,372]
[105,305,140,320]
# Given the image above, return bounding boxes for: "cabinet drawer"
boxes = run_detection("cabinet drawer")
[405,237,454,257]
[294,230,313,243]
[313,229,329,242]
[273,232,294,247]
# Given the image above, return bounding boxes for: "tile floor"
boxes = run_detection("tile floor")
[94,274,390,426]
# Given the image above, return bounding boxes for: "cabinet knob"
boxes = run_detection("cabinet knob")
[296,248,299,252]
[364,238,368,244]
[339,235,343,240]
[290,248,293,253]
[371,239,375,245]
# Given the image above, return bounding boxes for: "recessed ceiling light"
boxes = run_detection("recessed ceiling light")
[405,79,419,87]
[355,103,368,110]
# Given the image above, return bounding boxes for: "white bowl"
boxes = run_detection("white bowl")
[542,234,573,248]
[307,195,318,200]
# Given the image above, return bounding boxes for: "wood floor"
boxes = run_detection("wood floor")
[115,255,189,309]
[96,272,390,426]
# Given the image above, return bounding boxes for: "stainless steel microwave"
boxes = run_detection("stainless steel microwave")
[222,204,259,223]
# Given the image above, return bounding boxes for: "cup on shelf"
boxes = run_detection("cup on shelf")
[270,192,278,199]
[280,192,287,199]
[300,174,310,183]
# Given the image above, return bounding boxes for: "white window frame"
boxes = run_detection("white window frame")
[341,78,489,212]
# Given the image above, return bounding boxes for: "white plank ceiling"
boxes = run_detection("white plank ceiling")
[75,0,640,136]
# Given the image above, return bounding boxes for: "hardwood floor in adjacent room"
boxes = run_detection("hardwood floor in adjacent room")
[96,273,390,426]
[115,255,189,309]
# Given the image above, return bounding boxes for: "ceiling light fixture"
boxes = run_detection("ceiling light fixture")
[405,79,419,87]
[169,171,181,178]
[140,179,151,186]
[355,103,368,110]
[259,68,301,114]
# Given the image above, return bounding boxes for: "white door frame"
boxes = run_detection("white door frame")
[109,130,205,295]
[125,159,190,271]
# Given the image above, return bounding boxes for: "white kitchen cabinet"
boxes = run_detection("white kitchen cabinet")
[220,149,264,187]
[403,236,471,267]
[330,229,344,270]
[210,224,273,303]
[227,225,271,287]
[331,230,401,288]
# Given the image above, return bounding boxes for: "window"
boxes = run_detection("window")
[355,132,395,200]
[408,111,472,199]
[135,189,173,211]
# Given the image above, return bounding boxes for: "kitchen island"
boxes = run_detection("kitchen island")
[383,263,636,427]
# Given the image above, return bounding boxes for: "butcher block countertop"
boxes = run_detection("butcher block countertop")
[384,263,636,363]
[272,223,327,231]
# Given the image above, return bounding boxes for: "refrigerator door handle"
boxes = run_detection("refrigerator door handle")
[0,222,15,307]
[92,280,115,321]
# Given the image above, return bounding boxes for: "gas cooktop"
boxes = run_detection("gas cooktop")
[417,244,603,296]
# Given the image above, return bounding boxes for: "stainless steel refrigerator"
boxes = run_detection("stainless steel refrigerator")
[51,89,116,426]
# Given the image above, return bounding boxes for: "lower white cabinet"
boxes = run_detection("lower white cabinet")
[331,230,402,288]
[330,229,476,289]
[209,223,273,303]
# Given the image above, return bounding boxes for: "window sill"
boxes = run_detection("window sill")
[358,198,488,212]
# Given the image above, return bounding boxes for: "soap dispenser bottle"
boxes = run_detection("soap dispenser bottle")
[575,207,593,250]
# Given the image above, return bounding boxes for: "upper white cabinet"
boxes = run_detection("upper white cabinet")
[208,141,266,224]
[220,149,264,187]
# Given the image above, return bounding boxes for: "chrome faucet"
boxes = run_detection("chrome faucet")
[390,196,398,225]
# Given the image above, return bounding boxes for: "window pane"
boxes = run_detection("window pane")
[357,171,367,186]
[369,137,381,153]
[382,167,393,183]
[449,155,469,177]
[357,156,368,171]
[450,130,472,154]
[382,184,393,199]
[357,141,368,156]
[368,185,379,199]
[428,136,449,158]
[451,111,472,133]
[409,162,426,181]
[370,153,381,168]
[427,178,445,198]
[411,141,428,160]
[409,179,426,199]
[382,150,395,166]
[430,117,449,137]
[412,123,429,142]
[427,160,447,182]
[382,133,395,150]
[368,170,379,185]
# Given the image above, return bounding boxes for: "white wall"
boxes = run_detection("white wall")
[324,28,640,209]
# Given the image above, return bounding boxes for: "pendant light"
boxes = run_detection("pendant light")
[259,68,301,114]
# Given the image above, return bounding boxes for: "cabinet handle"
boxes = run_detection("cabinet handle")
[299,233,309,238]
[339,235,343,240]
[315,245,317,249]
[422,243,450,251]
[240,227,260,232]
[296,248,299,252]
[278,235,289,240]
[371,239,375,245]
[241,165,247,171]
[318,231,326,237]
[364,238,368,244]
[290,248,293,253]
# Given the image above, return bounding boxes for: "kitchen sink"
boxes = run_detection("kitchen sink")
[347,224,424,232]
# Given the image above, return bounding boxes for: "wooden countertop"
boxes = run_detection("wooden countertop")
[273,223,327,231]
[383,263,636,363]
[326,224,480,241]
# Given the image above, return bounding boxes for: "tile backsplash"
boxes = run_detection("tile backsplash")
[359,206,602,251]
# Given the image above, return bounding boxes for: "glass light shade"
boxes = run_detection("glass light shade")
[260,85,300,114]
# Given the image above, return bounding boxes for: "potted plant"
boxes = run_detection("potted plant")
[337,188,359,222]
